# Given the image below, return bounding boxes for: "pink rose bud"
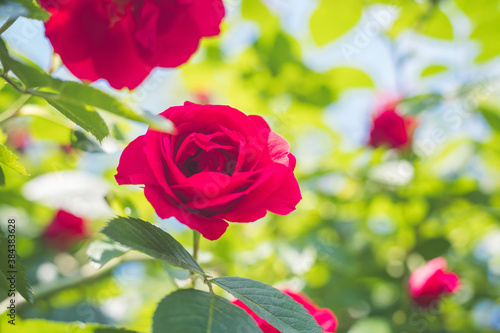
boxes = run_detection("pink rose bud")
[232,289,338,332]
[115,102,301,240]
[43,210,88,251]
[409,257,460,307]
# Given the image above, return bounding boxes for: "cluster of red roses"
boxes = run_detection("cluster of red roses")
[38,0,439,331]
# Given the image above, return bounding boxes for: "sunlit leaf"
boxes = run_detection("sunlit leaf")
[310,0,363,46]
[422,9,453,40]
[0,142,29,175]
[101,216,206,276]
[46,99,109,142]
[326,67,374,92]
[152,289,260,333]
[479,106,500,132]
[212,277,323,333]
[70,130,104,153]
[87,238,130,268]
[421,64,448,77]
[398,93,442,115]
[0,165,4,187]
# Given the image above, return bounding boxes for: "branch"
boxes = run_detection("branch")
[0,252,152,315]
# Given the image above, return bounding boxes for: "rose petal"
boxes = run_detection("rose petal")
[115,135,156,185]
[144,186,228,240]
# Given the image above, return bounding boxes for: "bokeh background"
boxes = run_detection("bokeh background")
[1,0,500,332]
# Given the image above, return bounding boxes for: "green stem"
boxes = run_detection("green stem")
[193,230,201,262]
[190,230,201,287]
[1,72,55,99]
[0,18,17,36]
[0,253,151,315]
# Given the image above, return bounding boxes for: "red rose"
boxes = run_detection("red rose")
[115,102,301,240]
[7,127,31,152]
[232,289,338,333]
[408,257,460,307]
[43,210,88,250]
[40,0,225,89]
[368,109,416,149]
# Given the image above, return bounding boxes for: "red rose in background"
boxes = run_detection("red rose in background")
[7,127,31,153]
[368,109,416,149]
[409,257,460,307]
[43,210,88,250]
[40,0,225,89]
[115,102,301,240]
[232,289,338,332]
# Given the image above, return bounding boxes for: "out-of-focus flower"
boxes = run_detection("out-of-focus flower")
[41,0,225,89]
[232,289,338,332]
[7,127,31,152]
[409,257,460,307]
[368,109,416,150]
[42,210,88,250]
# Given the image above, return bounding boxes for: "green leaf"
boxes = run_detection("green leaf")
[87,238,130,268]
[59,82,142,123]
[0,38,173,133]
[241,0,278,35]
[310,0,363,46]
[30,116,72,144]
[422,9,453,40]
[152,289,260,333]
[0,142,29,175]
[0,319,138,332]
[0,0,50,21]
[479,106,500,132]
[0,227,33,303]
[70,130,104,153]
[101,216,206,276]
[388,4,452,40]
[398,93,442,115]
[326,67,374,91]
[421,64,448,77]
[348,317,391,333]
[46,99,109,142]
[0,38,52,88]
[212,277,323,333]
[0,165,4,187]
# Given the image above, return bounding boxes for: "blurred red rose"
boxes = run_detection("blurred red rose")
[368,109,416,149]
[115,102,301,240]
[40,0,225,89]
[43,210,88,250]
[232,289,338,332]
[409,257,460,307]
[7,127,31,152]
